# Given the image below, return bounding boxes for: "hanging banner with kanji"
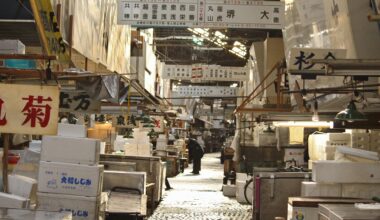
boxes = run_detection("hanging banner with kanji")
[59,90,101,113]
[29,0,70,63]
[0,84,59,135]
[117,0,284,29]
[289,48,347,71]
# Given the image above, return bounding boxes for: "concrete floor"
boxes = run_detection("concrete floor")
[148,153,252,220]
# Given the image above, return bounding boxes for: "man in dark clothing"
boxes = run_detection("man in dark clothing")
[187,138,204,175]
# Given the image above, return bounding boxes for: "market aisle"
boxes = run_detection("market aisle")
[148,153,252,220]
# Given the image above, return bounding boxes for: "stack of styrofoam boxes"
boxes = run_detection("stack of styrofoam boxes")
[369,130,380,154]
[235,173,253,204]
[124,128,152,156]
[297,161,380,220]
[308,133,351,169]
[309,161,380,199]
[0,40,25,69]
[156,135,167,151]
[346,129,370,150]
[37,123,104,220]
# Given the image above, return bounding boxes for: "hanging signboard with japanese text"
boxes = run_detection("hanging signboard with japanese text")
[151,115,165,133]
[289,48,347,71]
[0,84,59,135]
[173,86,237,97]
[117,0,284,29]
[59,90,101,113]
[162,64,249,81]
[30,0,70,63]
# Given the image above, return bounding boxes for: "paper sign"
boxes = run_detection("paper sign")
[289,48,346,71]
[60,90,101,113]
[117,0,284,29]
[0,84,59,135]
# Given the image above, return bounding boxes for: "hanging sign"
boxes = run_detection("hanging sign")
[173,86,237,97]
[163,64,249,81]
[289,48,347,71]
[0,84,59,135]
[30,0,70,63]
[59,90,101,113]
[151,116,164,133]
[117,0,284,29]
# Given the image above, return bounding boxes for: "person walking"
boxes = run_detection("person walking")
[187,137,204,175]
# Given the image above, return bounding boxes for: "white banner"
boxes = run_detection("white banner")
[289,48,347,71]
[0,84,59,135]
[163,64,249,81]
[173,86,237,97]
[117,0,284,29]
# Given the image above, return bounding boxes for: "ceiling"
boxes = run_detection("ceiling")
[153,27,282,67]
[0,0,40,47]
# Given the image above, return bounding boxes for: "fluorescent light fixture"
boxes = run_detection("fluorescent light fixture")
[230,83,238,88]
[273,121,333,128]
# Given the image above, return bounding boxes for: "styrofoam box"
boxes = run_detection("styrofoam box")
[287,204,318,220]
[312,161,380,183]
[236,180,253,204]
[37,192,100,220]
[103,170,146,195]
[301,181,342,197]
[0,209,72,220]
[38,161,104,197]
[58,123,87,138]
[41,136,100,165]
[0,192,29,209]
[8,174,37,201]
[341,183,380,199]
[351,133,370,150]
[0,40,25,54]
[222,184,236,197]
[236,173,251,182]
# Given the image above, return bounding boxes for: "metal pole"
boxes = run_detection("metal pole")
[2,134,9,193]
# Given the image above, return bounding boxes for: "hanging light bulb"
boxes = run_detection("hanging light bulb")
[312,99,319,122]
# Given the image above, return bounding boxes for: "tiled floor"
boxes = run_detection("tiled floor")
[148,153,252,220]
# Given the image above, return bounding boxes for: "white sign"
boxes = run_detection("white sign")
[173,86,237,97]
[163,64,249,81]
[60,90,101,113]
[289,48,347,71]
[117,0,284,29]
[0,84,59,135]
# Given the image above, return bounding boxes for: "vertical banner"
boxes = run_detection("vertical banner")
[29,0,70,63]
[0,84,59,135]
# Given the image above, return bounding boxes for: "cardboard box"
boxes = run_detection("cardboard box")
[41,136,100,165]
[37,192,101,220]
[58,123,87,138]
[8,174,37,202]
[301,181,342,197]
[341,183,380,199]
[222,184,236,197]
[0,192,29,209]
[38,161,104,197]
[312,161,380,183]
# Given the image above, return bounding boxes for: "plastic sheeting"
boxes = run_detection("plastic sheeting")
[76,75,129,104]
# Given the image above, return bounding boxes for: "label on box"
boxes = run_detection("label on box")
[38,161,103,197]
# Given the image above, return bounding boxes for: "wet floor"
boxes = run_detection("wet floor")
[148,153,252,220]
